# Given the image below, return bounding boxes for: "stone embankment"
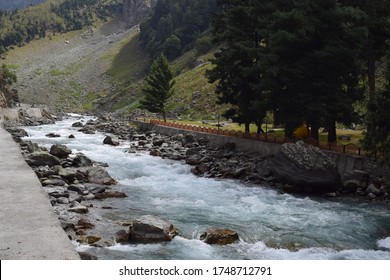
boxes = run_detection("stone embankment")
[0,117,79,259]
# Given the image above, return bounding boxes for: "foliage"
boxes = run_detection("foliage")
[0,64,17,88]
[139,54,175,122]
[207,0,367,138]
[139,0,217,59]
[206,0,270,133]
[364,57,390,165]
[0,0,121,53]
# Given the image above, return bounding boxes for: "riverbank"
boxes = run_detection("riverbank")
[0,122,79,260]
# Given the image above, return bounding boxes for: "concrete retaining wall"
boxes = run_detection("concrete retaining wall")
[135,121,369,175]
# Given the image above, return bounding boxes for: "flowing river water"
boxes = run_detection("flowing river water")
[22,115,390,260]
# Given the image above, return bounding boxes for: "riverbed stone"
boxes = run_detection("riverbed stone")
[68,202,89,214]
[86,166,116,185]
[94,191,127,199]
[270,141,340,194]
[103,136,119,146]
[25,151,61,167]
[50,144,72,158]
[58,167,77,182]
[200,228,240,245]
[128,215,179,243]
[72,153,93,167]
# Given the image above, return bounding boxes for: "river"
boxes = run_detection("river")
[22,114,390,260]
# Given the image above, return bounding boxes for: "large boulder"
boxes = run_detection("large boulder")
[270,141,340,194]
[128,215,179,243]
[200,228,240,245]
[50,144,72,158]
[103,136,119,146]
[25,151,61,167]
[72,153,93,167]
[87,166,116,185]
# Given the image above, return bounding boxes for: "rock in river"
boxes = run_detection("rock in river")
[270,141,340,194]
[86,166,117,185]
[128,215,179,243]
[200,228,240,245]
[50,144,72,158]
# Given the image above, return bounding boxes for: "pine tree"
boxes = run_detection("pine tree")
[262,0,366,140]
[206,0,270,133]
[139,54,175,122]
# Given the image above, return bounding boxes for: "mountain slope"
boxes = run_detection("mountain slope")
[4,20,137,112]
[0,0,46,10]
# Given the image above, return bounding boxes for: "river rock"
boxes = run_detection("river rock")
[103,136,119,146]
[57,197,70,204]
[68,202,89,214]
[46,132,61,138]
[25,151,61,167]
[115,230,130,244]
[76,219,95,230]
[68,184,88,194]
[270,141,340,194]
[73,153,93,167]
[72,121,84,127]
[186,154,202,166]
[58,167,77,183]
[200,228,240,245]
[94,191,127,199]
[128,215,179,243]
[87,166,117,185]
[182,133,197,146]
[50,144,72,158]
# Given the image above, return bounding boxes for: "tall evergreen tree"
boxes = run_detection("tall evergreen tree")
[206,0,270,133]
[139,54,175,122]
[341,0,390,137]
[262,0,366,140]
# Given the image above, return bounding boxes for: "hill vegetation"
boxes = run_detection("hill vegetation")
[0,0,122,55]
[0,0,46,11]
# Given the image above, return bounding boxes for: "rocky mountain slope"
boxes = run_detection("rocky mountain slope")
[3,0,156,113]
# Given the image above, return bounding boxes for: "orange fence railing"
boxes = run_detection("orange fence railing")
[149,120,368,157]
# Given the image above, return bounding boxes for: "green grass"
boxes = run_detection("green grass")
[101,31,151,112]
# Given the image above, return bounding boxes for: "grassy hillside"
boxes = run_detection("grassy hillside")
[99,30,226,120]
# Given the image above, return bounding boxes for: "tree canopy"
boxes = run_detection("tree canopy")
[208,0,369,141]
[139,0,217,59]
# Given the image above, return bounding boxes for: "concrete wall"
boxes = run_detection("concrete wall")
[135,121,369,175]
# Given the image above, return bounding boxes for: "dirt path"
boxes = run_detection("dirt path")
[4,20,136,112]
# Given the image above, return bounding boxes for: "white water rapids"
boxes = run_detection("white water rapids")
[22,115,390,260]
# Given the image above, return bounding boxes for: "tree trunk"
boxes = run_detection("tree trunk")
[310,122,319,141]
[244,122,250,133]
[327,121,337,143]
[163,112,167,123]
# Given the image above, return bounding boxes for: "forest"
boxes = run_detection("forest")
[139,0,390,163]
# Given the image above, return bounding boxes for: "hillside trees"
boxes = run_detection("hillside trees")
[208,0,367,140]
[139,54,175,122]
[139,0,217,59]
